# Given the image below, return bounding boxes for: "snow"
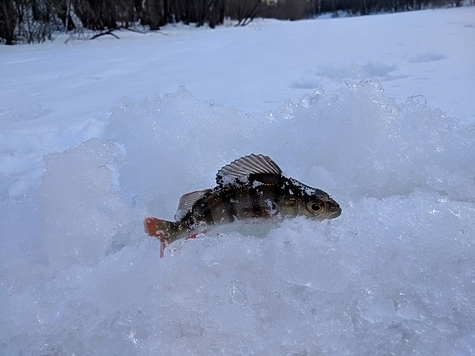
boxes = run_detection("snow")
[1,7,475,355]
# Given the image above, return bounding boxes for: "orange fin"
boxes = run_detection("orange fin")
[144,217,163,236]
[144,217,169,258]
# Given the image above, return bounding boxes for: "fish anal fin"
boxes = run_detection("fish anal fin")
[216,154,282,186]
[175,189,211,221]
[186,233,198,240]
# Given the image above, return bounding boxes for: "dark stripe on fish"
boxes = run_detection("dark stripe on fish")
[203,208,214,225]
[272,185,282,202]
[225,192,237,222]
[248,187,262,217]
[196,199,214,225]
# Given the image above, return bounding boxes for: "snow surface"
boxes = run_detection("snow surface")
[1,7,475,355]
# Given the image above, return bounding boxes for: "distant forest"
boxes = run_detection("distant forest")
[0,0,469,44]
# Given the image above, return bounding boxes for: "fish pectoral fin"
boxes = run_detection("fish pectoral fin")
[216,154,282,186]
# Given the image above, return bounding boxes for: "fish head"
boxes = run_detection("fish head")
[301,194,342,221]
[277,193,341,221]
[277,179,341,221]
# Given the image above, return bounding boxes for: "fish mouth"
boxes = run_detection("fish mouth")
[328,207,342,219]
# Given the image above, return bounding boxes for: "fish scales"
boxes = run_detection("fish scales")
[177,178,280,230]
[144,154,341,257]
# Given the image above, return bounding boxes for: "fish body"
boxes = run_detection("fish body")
[144,154,341,256]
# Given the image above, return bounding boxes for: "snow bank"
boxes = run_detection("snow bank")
[1,82,475,355]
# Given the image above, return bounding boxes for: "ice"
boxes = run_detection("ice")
[405,52,447,63]
[294,61,401,86]
[36,138,140,270]
[1,80,474,354]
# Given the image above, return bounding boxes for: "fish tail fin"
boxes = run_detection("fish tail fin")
[144,217,180,258]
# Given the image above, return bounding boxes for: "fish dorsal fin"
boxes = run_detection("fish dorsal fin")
[216,154,282,186]
[174,189,211,221]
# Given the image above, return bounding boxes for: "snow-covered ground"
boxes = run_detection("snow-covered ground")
[1,7,475,355]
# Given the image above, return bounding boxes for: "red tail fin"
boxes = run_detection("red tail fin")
[144,217,169,258]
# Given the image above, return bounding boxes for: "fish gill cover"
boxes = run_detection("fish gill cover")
[1,82,475,355]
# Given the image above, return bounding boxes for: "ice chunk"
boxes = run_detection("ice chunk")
[2,84,474,354]
[36,138,137,270]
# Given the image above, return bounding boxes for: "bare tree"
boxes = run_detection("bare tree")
[226,0,263,26]
[1,0,17,43]
[1,0,468,44]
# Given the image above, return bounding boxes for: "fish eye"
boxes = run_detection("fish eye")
[308,202,324,213]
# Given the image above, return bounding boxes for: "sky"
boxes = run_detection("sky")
[1,6,475,355]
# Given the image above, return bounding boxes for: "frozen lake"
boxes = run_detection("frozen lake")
[1,7,475,355]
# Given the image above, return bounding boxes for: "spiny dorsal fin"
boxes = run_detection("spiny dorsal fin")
[216,154,282,186]
[174,189,211,221]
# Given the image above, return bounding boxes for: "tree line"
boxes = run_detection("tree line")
[0,0,467,44]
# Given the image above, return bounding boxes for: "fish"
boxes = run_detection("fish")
[144,154,341,256]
